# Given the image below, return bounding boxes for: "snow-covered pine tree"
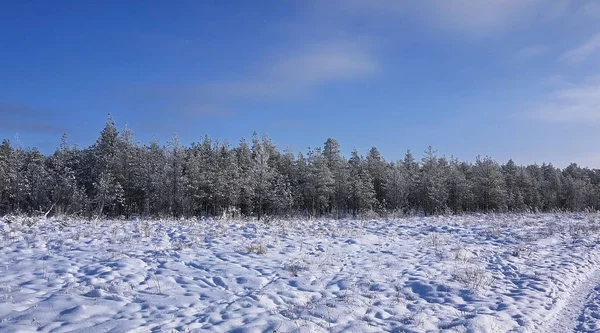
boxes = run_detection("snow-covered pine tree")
[251,133,274,221]
[402,150,420,213]
[348,149,375,216]
[323,138,348,218]
[419,146,448,215]
[384,160,409,212]
[366,146,387,210]
[472,156,506,211]
[446,157,471,213]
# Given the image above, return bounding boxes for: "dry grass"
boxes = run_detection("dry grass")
[246,241,267,255]
[451,266,493,291]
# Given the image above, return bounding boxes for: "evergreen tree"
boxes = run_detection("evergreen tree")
[116,125,145,217]
[236,138,254,217]
[402,150,421,212]
[366,147,387,209]
[143,140,166,216]
[251,133,276,220]
[502,159,525,211]
[540,163,562,211]
[48,134,78,215]
[419,146,448,215]
[323,138,348,217]
[24,148,50,214]
[385,160,409,212]
[165,135,186,217]
[90,115,122,216]
[94,171,124,217]
[0,140,13,214]
[472,156,506,211]
[306,147,334,216]
[348,149,375,216]
[446,157,471,213]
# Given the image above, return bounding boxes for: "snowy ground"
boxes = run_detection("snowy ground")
[1,213,600,333]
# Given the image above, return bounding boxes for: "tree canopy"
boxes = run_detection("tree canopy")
[1,117,599,219]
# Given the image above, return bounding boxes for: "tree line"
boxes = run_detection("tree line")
[0,116,599,219]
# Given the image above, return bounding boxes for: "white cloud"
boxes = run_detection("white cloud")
[209,42,379,99]
[561,32,600,63]
[424,0,544,36]
[533,77,600,123]
[331,0,554,37]
[127,41,379,109]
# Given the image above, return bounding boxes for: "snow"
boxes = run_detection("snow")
[542,267,600,332]
[1,213,600,332]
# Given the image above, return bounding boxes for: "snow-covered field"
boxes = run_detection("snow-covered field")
[1,214,600,333]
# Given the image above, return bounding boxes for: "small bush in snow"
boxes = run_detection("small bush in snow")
[284,260,309,277]
[453,247,473,262]
[138,221,152,238]
[427,232,446,251]
[452,266,493,291]
[246,241,267,255]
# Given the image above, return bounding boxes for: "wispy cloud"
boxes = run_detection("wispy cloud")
[127,41,379,109]
[208,42,379,99]
[533,76,600,123]
[423,0,545,36]
[331,0,557,37]
[561,32,600,63]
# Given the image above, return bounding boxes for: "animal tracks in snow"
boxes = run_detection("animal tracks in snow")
[542,268,600,333]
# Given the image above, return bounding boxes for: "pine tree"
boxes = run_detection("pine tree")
[91,115,122,216]
[274,148,296,216]
[502,159,525,211]
[385,160,408,212]
[143,139,166,216]
[165,135,186,217]
[419,146,448,215]
[24,148,51,214]
[94,171,124,217]
[366,147,387,209]
[446,157,471,213]
[116,125,145,217]
[236,138,254,217]
[402,150,420,212]
[307,147,334,216]
[472,156,506,211]
[540,163,562,210]
[48,133,77,215]
[0,140,13,214]
[348,149,375,216]
[323,138,348,217]
[251,133,273,220]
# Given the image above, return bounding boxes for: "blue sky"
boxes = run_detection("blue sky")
[1,0,599,167]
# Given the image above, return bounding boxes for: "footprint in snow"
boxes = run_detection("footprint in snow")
[212,276,228,289]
